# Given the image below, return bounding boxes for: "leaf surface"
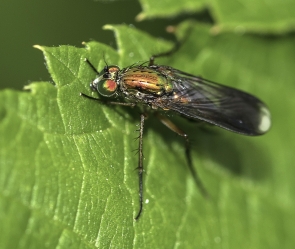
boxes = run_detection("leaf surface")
[138,0,295,34]
[0,23,294,248]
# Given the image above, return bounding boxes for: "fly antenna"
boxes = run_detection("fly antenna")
[102,52,109,69]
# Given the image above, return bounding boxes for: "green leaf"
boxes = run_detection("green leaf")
[137,0,206,20]
[1,23,294,248]
[210,0,295,33]
[138,0,295,34]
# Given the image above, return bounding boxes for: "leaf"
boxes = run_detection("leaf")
[137,0,295,34]
[1,23,294,248]
[210,0,295,33]
[136,0,206,20]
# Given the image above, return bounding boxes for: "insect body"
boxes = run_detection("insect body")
[81,57,271,220]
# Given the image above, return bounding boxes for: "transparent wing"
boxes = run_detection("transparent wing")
[154,67,271,135]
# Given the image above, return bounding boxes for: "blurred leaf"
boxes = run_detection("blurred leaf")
[138,0,295,34]
[0,23,294,248]
[137,0,206,20]
[210,0,295,33]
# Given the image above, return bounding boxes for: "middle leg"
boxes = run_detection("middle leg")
[155,113,209,198]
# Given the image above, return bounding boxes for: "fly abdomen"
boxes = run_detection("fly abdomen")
[122,67,173,96]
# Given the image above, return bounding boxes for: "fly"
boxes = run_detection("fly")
[80,52,271,220]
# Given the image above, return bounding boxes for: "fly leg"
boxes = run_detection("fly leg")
[149,43,180,66]
[134,113,146,220]
[82,58,146,220]
[84,58,100,74]
[81,89,146,220]
[155,113,209,198]
[149,26,193,66]
[80,92,136,107]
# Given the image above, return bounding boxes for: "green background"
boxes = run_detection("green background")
[1,0,295,248]
[0,0,178,90]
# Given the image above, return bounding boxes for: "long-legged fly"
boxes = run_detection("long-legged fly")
[80,50,271,220]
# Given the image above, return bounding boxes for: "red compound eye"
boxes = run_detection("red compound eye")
[97,79,117,97]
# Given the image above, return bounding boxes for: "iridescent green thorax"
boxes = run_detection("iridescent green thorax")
[120,66,173,96]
